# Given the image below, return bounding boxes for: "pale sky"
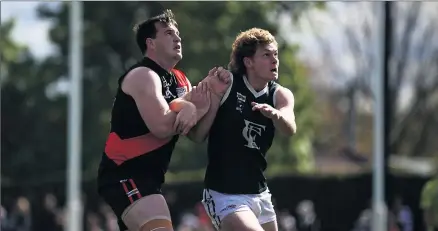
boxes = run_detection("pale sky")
[0,1,341,60]
[1,1,436,109]
[2,2,436,60]
[0,1,416,105]
[1,1,59,59]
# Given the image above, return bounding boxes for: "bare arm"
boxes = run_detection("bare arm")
[272,86,297,136]
[179,81,208,121]
[186,94,222,143]
[122,67,187,138]
[186,73,233,143]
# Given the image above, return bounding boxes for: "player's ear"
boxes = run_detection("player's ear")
[243,57,252,69]
[146,38,155,50]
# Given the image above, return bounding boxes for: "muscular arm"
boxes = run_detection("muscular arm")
[186,94,222,143]
[186,75,233,143]
[122,67,190,138]
[178,81,209,122]
[272,86,297,136]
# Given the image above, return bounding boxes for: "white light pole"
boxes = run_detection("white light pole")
[67,1,83,231]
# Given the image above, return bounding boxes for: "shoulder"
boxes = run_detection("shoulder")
[122,67,161,95]
[272,83,293,97]
[125,66,158,81]
[273,85,294,108]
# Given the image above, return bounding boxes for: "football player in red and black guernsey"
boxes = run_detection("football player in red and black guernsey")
[97,9,230,231]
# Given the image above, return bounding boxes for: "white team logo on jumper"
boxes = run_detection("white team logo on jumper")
[236,92,246,113]
[176,86,187,97]
[242,119,266,149]
[161,75,176,99]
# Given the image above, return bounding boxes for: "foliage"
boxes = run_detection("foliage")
[1,2,319,186]
[303,2,438,157]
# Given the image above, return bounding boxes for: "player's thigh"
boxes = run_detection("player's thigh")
[122,194,173,231]
[259,189,277,231]
[98,177,172,231]
[221,210,264,231]
[261,221,278,231]
[202,189,256,230]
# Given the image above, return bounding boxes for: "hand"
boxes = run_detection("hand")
[173,102,197,136]
[251,102,280,120]
[205,67,232,98]
[216,66,232,84]
[190,81,211,119]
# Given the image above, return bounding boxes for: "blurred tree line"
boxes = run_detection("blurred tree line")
[1,2,324,186]
[300,2,438,159]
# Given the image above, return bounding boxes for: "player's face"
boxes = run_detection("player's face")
[247,43,279,81]
[151,22,182,61]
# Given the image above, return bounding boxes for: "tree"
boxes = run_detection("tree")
[1,18,70,186]
[295,2,438,158]
[2,2,320,186]
[0,19,25,81]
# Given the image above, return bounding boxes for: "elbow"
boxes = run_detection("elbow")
[187,132,207,143]
[191,137,205,144]
[151,130,172,139]
[196,136,208,143]
[283,124,297,137]
[150,124,175,139]
[290,123,297,136]
[153,132,171,139]
[290,127,297,136]
[284,129,296,137]
[291,122,297,135]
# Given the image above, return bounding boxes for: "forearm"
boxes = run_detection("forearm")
[272,111,296,136]
[136,101,179,139]
[151,109,179,138]
[178,92,209,121]
[187,95,221,143]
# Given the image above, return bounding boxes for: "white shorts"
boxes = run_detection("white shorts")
[201,188,276,230]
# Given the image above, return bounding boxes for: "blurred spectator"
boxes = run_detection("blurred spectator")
[278,209,297,231]
[195,202,214,231]
[86,212,104,231]
[1,205,13,231]
[352,206,372,231]
[295,200,320,231]
[177,210,200,231]
[352,201,401,231]
[8,197,32,231]
[98,203,119,231]
[391,195,413,231]
[34,193,63,231]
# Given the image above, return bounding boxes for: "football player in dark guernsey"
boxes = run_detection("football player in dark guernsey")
[190,28,297,231]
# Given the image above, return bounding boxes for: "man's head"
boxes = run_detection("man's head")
[134,9,182,61]
[228,28,279,81]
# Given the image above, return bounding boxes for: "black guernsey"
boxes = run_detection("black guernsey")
[204,72,278,194]
[97,57,190,188]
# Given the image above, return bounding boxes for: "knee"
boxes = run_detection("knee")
[221,225,263,231]
[140,227,173,231]
[243,227,263,231]
[139,219,173,231]
[221,220,264,231]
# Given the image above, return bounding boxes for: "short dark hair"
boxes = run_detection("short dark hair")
[228,28,277,75]
[133,9,178,55]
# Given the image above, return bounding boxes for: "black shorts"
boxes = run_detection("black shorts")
[98,177,162,231]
